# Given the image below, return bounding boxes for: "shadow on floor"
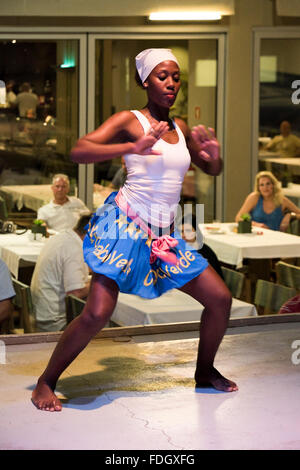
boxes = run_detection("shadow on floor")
[27,355,228,410]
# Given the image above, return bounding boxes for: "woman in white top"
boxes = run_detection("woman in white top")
[32,48,237,412]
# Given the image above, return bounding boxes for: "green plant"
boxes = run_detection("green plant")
[241,213,251,222]
[33,219,44,226]
[238,213,252,233]
[31,219,46,238]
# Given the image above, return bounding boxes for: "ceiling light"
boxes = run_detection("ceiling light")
[149,11,222,21]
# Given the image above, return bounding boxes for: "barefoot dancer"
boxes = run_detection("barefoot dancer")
[32,48,238,412]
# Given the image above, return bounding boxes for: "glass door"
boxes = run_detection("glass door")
[253,29,300,188]
[0,33,87,223]
[87,33,226,223]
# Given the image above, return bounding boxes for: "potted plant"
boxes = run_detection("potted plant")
[238,213,252,233]
[31,219,47,239]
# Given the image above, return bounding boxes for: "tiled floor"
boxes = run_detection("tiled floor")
[0,323,300,450]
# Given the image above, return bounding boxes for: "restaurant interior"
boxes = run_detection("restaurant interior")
[0,1,300,339]
[1,0,300,452]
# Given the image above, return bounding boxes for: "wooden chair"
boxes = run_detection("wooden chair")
[11,278,35,333]
[221,266,245,299]
[0,196,8,219]
[254,279,297,315]
[287,218,300,236]
[65,294,86,324]
[279,295,300,314]
[65,295,112,328]
[0,196,36,228]
[275,261,300,291]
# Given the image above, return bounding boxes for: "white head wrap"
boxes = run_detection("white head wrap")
[135,48,179,84]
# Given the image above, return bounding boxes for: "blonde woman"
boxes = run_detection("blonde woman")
[235,171,300,231]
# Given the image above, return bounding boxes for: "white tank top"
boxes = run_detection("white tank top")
[120,110,191,227]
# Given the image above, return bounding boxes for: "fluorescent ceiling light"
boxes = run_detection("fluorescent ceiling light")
[149,11,222,21]
[0,80,6,105]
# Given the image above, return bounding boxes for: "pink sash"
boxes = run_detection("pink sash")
[115,190,178,265]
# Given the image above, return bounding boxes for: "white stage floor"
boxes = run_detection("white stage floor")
[0,322,300,450]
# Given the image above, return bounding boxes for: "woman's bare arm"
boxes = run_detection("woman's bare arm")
[71,111,168,164]
[176,119,222,176]
[235,193,259,222]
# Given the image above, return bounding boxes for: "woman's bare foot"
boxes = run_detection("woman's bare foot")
[195,367,238,392]
[31,380,62,411]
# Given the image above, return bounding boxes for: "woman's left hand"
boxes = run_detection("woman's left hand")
[191,125,220,162]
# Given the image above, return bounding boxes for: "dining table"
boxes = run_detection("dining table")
[258,153,300,176]
[0,184,53,212]
[0,230,47,278]
[199,222,300,301]
[0,184,114,213]
[111,289,258,326]
[199,222,300,269]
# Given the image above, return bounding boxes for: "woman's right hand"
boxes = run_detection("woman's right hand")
[132,121,169,155]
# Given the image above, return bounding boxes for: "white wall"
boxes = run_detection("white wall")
[0,0,235,16]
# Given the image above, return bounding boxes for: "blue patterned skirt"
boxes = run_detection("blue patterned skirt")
[83,192,208,299]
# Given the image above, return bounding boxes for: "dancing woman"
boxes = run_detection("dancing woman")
[32,48,237,412]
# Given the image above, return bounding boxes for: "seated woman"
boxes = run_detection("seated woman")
[235,171,300,231]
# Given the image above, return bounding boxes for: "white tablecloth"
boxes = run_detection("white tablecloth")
[259,156,300,166]
[259,156,300,175]
[259,150,281,159]
[199,223,300,269]
[0,185,53,212]
[0,232,46,278]
[111,290,257,326]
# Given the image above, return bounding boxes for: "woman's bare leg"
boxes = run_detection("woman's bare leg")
[179,266,238,392]
[31,274,119,411]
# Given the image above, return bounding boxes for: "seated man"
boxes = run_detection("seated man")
[0,259,15,334]
[38,174,90,231]
[265,121,300,158]
[30,214,92,332]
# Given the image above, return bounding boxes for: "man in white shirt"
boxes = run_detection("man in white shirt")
[31,214,91,332]
[37,173,90,232]
[0,259,15,333]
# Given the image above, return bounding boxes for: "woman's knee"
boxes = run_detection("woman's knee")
[206,285,232,312]
[80,303,113,329]
[79,274,118,328]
